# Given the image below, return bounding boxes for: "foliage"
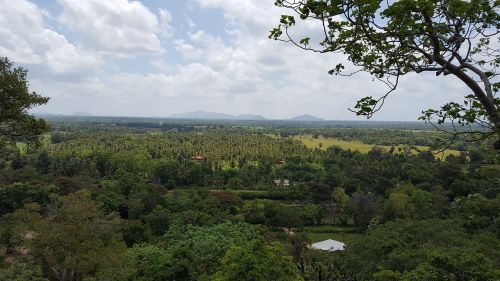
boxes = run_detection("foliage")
[349,192,378,228]
[0,182,57,216]
[0,57,49,151]
[270,0,500,147]
[342,219,500,280]
[162,222,259,279]
[11,190,126,281]
[0,262,49,281]
[212,239,302,281]
[0,118,498,280]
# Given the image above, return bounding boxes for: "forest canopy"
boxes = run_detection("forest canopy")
[0,117,499,281]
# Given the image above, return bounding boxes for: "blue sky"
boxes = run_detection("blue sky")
[0,0,466,120]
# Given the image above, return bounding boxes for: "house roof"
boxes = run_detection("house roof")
[191,156,205,160]
[311,239,345,252]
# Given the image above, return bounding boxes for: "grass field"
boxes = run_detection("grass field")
[15,134,51,154]
[300,225,364,244]
[294,135,460,158]
[15,142,27,153]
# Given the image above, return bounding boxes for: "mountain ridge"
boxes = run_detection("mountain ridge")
[169,111,267,120]
[289,114,325,121]
[169,111,326,121]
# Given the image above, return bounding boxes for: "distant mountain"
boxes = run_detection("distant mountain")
[170,111,267,120]
[170,111,326,121]
[236,114,267,120]
[72,112,93,116]
[290,114,325,121]
[170,111,233,119]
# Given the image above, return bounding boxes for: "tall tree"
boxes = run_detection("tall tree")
[0,57,49,149]
[270,0,500,147]
[12,190,125,281]
[212,240,303,281]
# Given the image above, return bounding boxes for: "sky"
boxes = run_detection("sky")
[0,0,468,120]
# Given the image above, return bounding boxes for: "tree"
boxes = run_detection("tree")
[270,1,500,147]
[349,192,378,228]
[383,191,416,220]
[300,204,324,225]
[332,187,351,225]
[0,182,57,216]
[212,240,303,281]
[12,190,125,281]
[163,222,259,279]
[399,250,498,281]
[0,57,49,149]
[0,263,49,281]
[125,244,198,281]
[144,206,171,236]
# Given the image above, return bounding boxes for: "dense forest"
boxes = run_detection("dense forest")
[0,118,499,281]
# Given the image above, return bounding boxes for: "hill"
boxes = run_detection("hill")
[170,111,268,120]
[170,111,234,120]
[72,112,93,116]
[236,114,267,120]
[290,114,324,121]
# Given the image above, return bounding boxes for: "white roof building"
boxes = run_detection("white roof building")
[311,239,345,252]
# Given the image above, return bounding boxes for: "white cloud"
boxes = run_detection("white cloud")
[105,62,255,99]
[14,0,468,120]
[185,16,197,29]
[159,8,174,38]
[185,0,464,120]
[174,39,205,60]
[0,0,102,73]
[57,0,166,55]
[0,0,43,64]
[196,0,277,35]
[43,30,103,74]
[150,59,171,72]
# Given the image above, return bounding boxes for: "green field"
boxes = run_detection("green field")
[15,133,51,154]
[15,142,27,153]
[300,225,364,244]
[294,135,460,158]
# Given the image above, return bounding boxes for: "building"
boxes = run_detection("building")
[191,156,206,161]
[273,178,291,187]
[311,239,345,252]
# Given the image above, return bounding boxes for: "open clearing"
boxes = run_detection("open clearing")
[300,225,364,244]
[294,135,461,158]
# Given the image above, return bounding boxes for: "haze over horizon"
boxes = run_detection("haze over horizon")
[1,0,467,121]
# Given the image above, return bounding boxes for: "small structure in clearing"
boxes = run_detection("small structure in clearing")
[191,156,206,161]
[273,179,290,187]
[311,239,345,252]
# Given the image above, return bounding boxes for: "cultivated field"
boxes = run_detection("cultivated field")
[294,135,461,158]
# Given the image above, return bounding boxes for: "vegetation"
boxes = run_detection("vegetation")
[0,116,498,280]
[293,135,460,158]
[0,52,498,280]
[0,57,49,152]
[1,1,499,278]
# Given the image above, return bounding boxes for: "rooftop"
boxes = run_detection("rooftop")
[311,239,345,252]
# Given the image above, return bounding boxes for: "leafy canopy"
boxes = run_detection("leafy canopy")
[0,57,49,150]
[270,0,500,147]
[11,190,125,281]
